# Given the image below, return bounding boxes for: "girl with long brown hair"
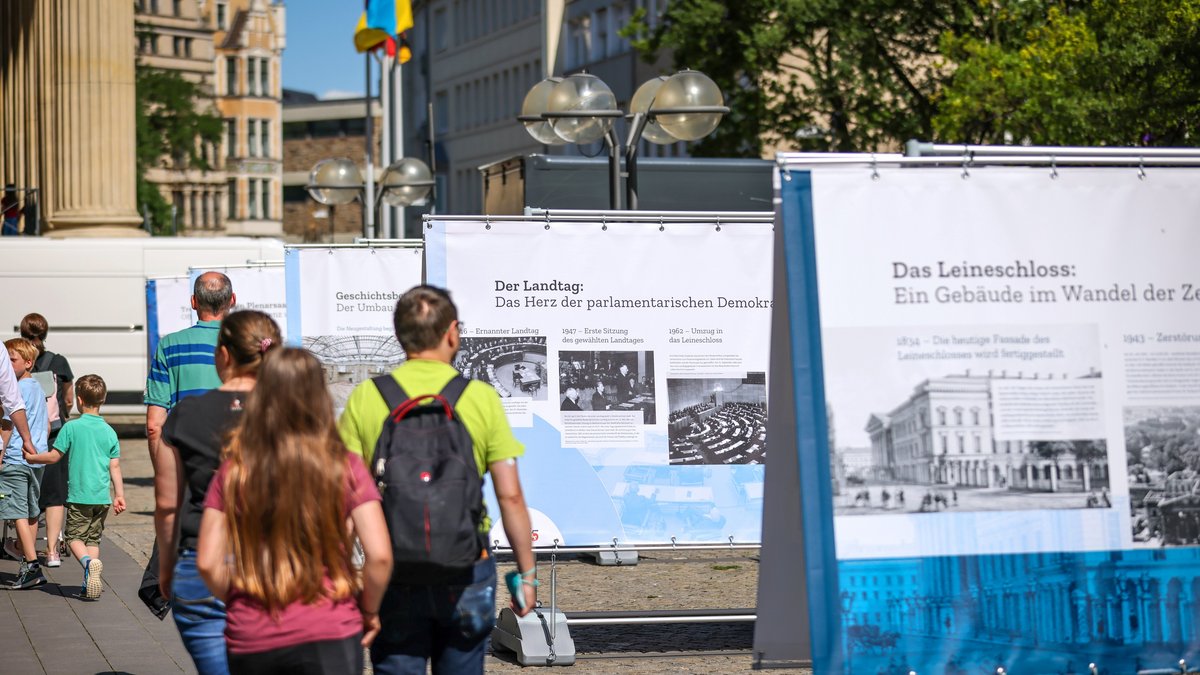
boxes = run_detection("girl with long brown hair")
[157,310,281,674]
[196,347,392,674]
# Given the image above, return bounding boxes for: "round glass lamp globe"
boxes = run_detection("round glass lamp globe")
[630,76,675,145]
[546,73,617,144]
[521,77,567,145]
[380,157,434,207]
[307,158,362,205]
[652,70,724,141]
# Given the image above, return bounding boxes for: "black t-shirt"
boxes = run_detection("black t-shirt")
[34,350,73,421]
[162,389,245,550]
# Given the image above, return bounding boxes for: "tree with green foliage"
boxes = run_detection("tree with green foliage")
[935,0,1200,146]
[135,59,222,234]
[627,0,1198,155]
[625,0,1014,156]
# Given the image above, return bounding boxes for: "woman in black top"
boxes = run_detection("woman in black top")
[21,313,74,567]
[156,310,281,675]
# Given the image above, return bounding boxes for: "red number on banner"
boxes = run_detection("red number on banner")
[531,529,540,542]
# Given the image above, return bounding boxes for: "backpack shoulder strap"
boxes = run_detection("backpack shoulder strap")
[372,374,409,412]
[439,375,470,410]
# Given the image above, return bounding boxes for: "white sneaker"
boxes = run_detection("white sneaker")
[44,552,61,567]
[83,558,103,599]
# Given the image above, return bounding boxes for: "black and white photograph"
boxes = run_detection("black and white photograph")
[453,336,548,400]
[304,335,405,412]
[558,350,656,423]
[667,375,766,465]
[822,324,1111,516]
[1126,405,1200,547]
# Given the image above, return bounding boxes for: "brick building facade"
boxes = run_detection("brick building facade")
[281,94,382,242]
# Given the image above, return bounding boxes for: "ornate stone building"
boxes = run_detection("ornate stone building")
[865,372,1109,493]
[135,0,285,236]
[1,1,142,235]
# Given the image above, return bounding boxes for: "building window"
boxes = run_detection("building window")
[227,179,237,219]
[225,57,237,95]
[173,0,181,16]
[261,119,270,157]
[435,91,449,134]
[283,185,307,203]
[434,7,448,51]
[247,58,256,96]
[957,434,965,453]
[937,408,946,426]
[248,179,258,219]
[974,435,982,453]
[260,180,270,220]
[940,434,948,454]
[971,408,980,425]
[248,120,259,157]
[149,0,159,13]
[954,408,963,426]
[593,9,608,61]
[225,118,237,158]
[259,58,270,97]
[216,2,228,29]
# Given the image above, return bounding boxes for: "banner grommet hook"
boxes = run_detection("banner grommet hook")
[1050,156,1059,180]
[870,153,880,181]
[1138,156,1147,180]
[961,152,970,180]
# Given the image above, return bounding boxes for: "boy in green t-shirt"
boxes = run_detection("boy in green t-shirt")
[25,374,125,600]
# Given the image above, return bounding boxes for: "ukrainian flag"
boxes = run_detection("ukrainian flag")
[354,0,413,61]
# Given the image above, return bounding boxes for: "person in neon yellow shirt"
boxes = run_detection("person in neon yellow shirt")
[338,285,536,675]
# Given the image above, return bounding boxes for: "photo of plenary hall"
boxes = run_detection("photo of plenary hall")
[303,335,406,413]
[453,336,548,400]
[667,375,767,465]
[559,350,656,423]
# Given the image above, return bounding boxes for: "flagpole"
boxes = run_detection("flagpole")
[393,54,405,238]
[364,48,376,239]
[380,51,393,239]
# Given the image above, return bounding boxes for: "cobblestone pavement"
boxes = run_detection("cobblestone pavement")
[108,437,812,674]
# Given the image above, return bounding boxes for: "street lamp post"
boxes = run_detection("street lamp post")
[840,589,855,674]
[306,157,434,239]
[519,70,728,210]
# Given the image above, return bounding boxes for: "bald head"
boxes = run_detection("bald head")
[193,271,235,319]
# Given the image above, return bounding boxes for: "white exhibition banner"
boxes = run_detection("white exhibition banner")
[189,264,287,338]
[811,167,1200,560]
[284,245,424,413]
[426,220,773,546]
[146,275,193,362]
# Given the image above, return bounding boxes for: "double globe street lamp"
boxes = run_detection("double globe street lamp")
[306,157,435,239]
[519,69,728,209]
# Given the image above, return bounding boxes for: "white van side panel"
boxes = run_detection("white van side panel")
[2,237,284,413]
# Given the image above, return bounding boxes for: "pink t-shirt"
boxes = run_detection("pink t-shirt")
[204,452,381,654]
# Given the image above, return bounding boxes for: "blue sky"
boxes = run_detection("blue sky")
[282,1,369,99]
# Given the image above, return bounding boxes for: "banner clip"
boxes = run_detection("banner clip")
[870,153,880,181]
[1138,156,1147,180]
[1050,156,1059,180]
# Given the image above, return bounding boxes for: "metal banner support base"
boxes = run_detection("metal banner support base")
[584,549,639,566]
[491,607,576,666]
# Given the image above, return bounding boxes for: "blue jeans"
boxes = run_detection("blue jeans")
[371,556,497,675]
[172,550,229,675]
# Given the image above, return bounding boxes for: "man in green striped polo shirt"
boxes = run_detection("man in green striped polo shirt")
[141,271,234,615]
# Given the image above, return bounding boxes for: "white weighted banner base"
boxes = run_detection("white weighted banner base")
[492,608,575,667]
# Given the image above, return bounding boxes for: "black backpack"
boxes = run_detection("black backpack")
[371,374,486,582]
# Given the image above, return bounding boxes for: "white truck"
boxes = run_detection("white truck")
[0,237,284,414]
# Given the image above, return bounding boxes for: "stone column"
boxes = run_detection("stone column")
[44,0,143,235]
